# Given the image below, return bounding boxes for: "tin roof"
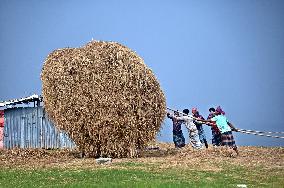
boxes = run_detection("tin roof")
[0,94,42,107]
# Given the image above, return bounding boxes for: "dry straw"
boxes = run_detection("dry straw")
[41,41,166,158]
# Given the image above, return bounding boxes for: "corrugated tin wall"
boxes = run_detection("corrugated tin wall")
[3,107,76,149]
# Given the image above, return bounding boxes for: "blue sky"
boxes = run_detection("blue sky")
[0,0,283,146]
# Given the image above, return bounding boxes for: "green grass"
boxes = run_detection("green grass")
[0,162,282,188]
[0,168,191,188]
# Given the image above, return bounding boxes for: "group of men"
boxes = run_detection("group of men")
[167,106,238,155]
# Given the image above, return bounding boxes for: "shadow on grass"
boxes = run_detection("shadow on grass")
[139,148,179,158]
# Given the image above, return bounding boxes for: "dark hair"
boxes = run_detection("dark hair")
[209,107,215,112]
[183,109,189,115]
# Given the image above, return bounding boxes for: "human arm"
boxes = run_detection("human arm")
[175,116,186,121]
[195,114,218,125]
[194,115,205,124]
[167,113,174,119]
[195,118,212,123]
[227,122,238,132]
[206,122,215,126]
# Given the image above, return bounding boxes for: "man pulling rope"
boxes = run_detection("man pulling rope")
[167,107,284,139]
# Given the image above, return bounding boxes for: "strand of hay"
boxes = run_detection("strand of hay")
[41,41,166,158]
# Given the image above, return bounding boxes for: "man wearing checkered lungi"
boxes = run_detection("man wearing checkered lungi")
[198,106,239,155]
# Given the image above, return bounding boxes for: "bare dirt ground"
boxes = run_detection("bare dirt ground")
[0,143,283,173]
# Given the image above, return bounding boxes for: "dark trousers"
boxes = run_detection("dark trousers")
[173,131,185,148]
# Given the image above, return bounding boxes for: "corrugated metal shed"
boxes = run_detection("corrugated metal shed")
[3,106,76,149]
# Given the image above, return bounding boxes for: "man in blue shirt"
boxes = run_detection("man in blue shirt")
[198,106,239,155]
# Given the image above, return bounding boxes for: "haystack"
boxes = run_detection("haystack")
[41,41,166,158]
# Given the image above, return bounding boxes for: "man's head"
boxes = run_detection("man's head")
[209,107,215,115]
[215,106,224,115]
[183,109,189,115]
[191,107,198,115]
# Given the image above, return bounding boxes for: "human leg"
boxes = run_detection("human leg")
[203,139,208,148]
[198,126,208,148]
[189,130,203,149]
[221,131,238,155]
[173,131,185,148]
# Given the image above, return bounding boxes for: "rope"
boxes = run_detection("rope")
[166,107,187,116]
[238,129,284,134]
[237,130,284,139]
[166,107,204,124]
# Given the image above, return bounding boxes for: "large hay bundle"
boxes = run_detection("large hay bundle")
[41,41,166,158]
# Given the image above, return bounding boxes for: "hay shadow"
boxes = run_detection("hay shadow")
[139,148,179,158]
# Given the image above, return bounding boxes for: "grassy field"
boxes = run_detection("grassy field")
[0,144,283,188]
